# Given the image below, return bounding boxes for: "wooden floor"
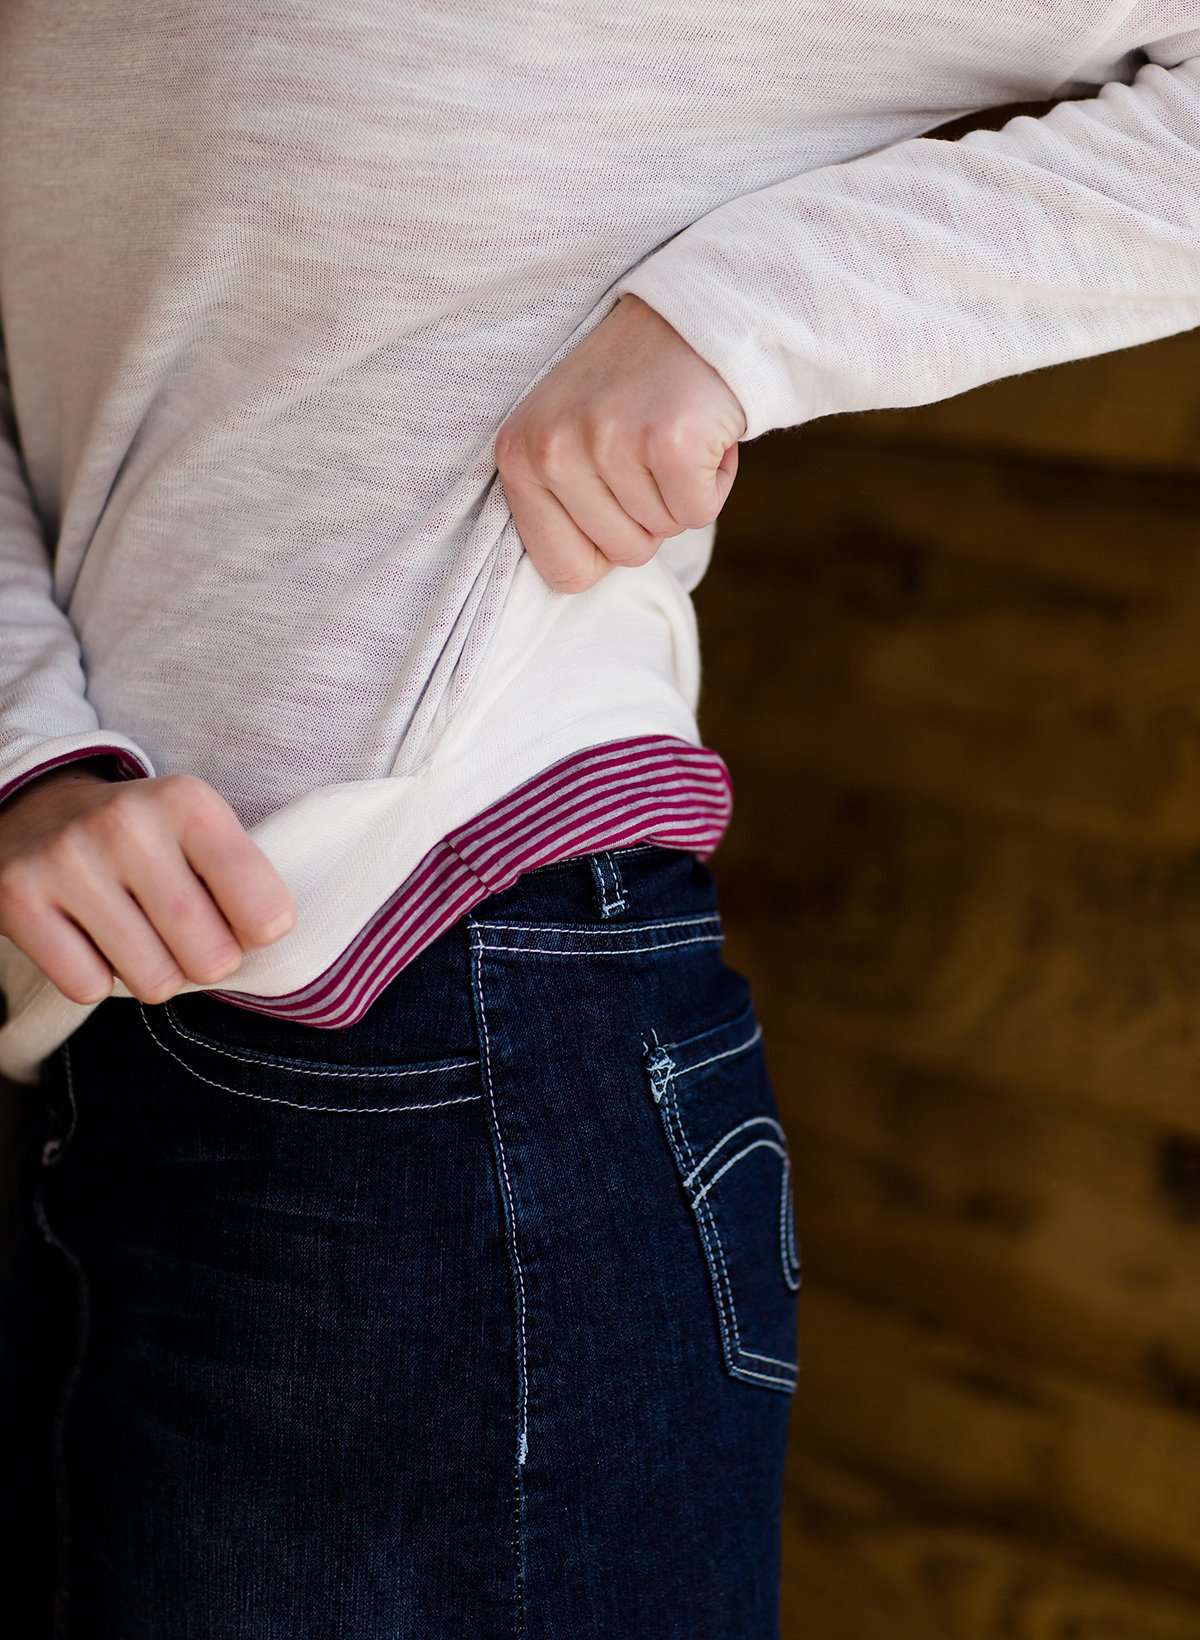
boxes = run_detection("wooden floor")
[695,329,1200,1638]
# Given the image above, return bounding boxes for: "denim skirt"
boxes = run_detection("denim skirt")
[25,842,800,1639]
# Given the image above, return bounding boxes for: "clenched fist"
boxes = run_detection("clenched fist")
[495,291,747,594]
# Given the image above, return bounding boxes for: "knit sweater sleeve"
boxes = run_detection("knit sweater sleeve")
[610,4,1200,443]
[0,322,155,810]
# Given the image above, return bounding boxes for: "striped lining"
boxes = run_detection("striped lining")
[207,733,733,1027]
[0,744,151,806]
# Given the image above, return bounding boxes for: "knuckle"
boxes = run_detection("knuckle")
[93,780,150,825]
[223,881,295,947]
[82,779,138,822]
[610,535,662,568]
[0,859,36,911]
[680,502,717,530]
[186,948,244,984]
[84,801,156,862]
[75,976,115,1007]
[588,413,626,463]
[646,420,695,463]
[44,823,97,874]
[157,890,245,981]
[543,564,595,594]
[171,779,240,847]
[103,788,154,830]
[161,772,220,813]
[527,542,593,594]
[663,485,716,530]
[136,968,186,1006]
[171,920,245,985]
[161,772,204,796]
[545,576,582,595]
[253,903,295,940]
[56,962,115,1007]
[494,420,522,468]
[528,424,573,479]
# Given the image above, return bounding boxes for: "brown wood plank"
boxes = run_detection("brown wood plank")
[782,1452,1200,1638]
[723,430,1200,593]
[765,1034,1200,1407]
[698,447,1200,848]
[832,331,1200,477]
[709,777,1200,1131]
[788,1287,1200,1579]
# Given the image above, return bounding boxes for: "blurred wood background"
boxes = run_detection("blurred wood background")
[698,319,1200,1636]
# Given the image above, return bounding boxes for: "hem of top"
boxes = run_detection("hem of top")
[0,724,727,1082]
[0,552,712,1082]
[203,731,732,1027]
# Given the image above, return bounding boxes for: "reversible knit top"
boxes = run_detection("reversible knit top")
[1,1,1199,1083]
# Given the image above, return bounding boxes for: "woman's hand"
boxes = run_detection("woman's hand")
[0,766,296,1006]
[494,292,747,594]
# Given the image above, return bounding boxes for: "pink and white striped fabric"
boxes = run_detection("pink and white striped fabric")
[194,732,732,1028]
[0,732,732,1030]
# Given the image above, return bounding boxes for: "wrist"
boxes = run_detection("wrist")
[2,757,120,814]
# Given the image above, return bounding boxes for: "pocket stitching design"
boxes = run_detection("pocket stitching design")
[647,1009,800,1393]
[664,1078,798,1391]
[659,1078,741,1373]
[473,932,723,960]
[160,998,480,1080]
[468,911,724,961]
[680,1110,803,1297]
[139,1005,485,1114]
[474,913,720,938]
[671,1018,763,1084]
[780,1160,802,1294]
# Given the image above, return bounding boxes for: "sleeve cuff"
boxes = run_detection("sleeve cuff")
[0,741,155,810]
[610,265,813,445]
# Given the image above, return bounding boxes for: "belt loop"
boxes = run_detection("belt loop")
[588,850,628,919]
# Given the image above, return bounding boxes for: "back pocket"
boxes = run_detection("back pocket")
[643,1000,801,1394]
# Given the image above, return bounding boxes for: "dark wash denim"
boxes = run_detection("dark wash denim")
[28,843,800,1639]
